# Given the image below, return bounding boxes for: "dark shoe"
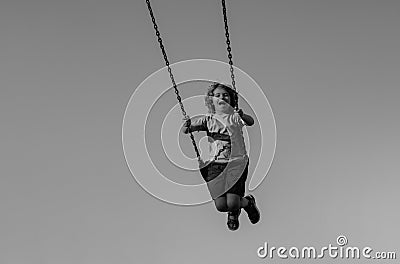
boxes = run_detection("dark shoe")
[244,195,260,224]
[227,209,241,231]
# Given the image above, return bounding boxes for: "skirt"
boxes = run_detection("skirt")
[201,156,249,199]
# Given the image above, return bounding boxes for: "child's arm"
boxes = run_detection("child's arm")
[236,109,254,126]
[181,117,207,134]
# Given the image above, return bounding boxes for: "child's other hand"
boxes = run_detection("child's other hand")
[181,117,191,134]
[182,117,191,128]
[235,109,244,117]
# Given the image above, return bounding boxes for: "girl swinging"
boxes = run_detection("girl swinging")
[146,0,260,230]
[182,82,260,231]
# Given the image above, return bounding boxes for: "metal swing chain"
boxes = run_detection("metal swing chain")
[221,0,238,110]
[145,0,202,162]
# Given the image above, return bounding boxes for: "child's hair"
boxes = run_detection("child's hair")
[204,82,238,113]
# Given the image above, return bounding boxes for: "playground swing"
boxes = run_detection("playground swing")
[145,0,240,176]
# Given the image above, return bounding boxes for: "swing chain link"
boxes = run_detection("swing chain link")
[221,0,238,110]
[145,0,202,161]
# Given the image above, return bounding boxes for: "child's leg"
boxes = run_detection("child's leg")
[213,196,228,212]
[213,195,240,231]
[227,193,260,224]
[226,193,248,211]
[243,194,260,224]
[225,193,242,231]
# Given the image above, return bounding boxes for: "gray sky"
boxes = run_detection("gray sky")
[1,0,399,263]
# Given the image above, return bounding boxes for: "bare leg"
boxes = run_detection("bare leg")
[227,193,260,225]
[226,193,249,211]
[213,196,228,212]
[225,193,242,231]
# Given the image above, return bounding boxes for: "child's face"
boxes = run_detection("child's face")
[212,87,232,113]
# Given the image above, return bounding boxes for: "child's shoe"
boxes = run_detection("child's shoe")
[244,195,260,224]
[227,209,241,231]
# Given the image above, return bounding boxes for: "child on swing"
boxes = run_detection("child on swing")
[181,82,260,231]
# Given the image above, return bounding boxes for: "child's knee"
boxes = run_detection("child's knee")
[226,199,240,211]
[217,205,228,212]
[214,199,228,212]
